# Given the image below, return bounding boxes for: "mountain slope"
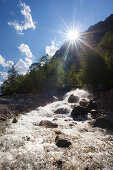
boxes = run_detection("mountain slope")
[54,14,113,70]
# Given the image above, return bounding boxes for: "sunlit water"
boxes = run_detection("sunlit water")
[0,89,113,170]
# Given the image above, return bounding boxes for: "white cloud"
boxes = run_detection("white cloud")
[0,72,8,80]
[15,59,29,75]
[0,55,5,65]
[25,57,32,66]
[5,61,14,67]
[46,41,58,58]
[8,2,36,34]
[16,43,34,74]
[0,44,34,81]
[0,55,14,68]
[18,43,34,58]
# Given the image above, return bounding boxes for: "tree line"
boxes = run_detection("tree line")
[1,31,113,95]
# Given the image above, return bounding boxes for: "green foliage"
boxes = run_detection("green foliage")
[80,49,108,90]
[98,31,113,54]
[65,64,81,87]
[1,31,113,95]
[98,31,113,86]
[1,65,18,95]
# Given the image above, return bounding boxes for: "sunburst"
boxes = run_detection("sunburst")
[67,29,80,41]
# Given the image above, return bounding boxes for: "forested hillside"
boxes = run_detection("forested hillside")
[1,14,113,95]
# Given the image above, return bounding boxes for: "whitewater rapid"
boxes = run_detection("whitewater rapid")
[0,89,113,170]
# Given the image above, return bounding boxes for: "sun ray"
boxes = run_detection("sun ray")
[56,16,101,61]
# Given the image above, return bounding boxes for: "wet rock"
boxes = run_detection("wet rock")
[0,104,17,121]
[68,94,79,103]
[90,116,113,130]
[90,109,100,119]
[22,136,31,141]
[87,94,92,99]
[79,99,89,107]
[12,117,18,123]
[71,106,88,119]
[55,136,71,148]
[87,100,97,111]
[69,123,75,127]
[55,129,62,135]
[53,159,63,168]
[52,118,58,121]
[39,120,58,128]
[0,117,6,121]
[54,108,69,114]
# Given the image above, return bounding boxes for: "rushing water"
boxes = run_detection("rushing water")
[0,89,113,170]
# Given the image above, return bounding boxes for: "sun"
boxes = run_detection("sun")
[68,29,79,41]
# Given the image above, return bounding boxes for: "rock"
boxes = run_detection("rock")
[87,100,97,110]
[54,108,69,114]
[90,109,100,119]
[0,117,6,121]
[71,106,88,119]
[87,94,92,99]
[79,99,89,107]
[12,117,18,123]
[0,98,10,104]
[55,129,62,135]
[69,123,75,127]
[22,136,31,141]
[55,136,71,148]
[52,118,58,121]
[39,120,58,128]
[53,160,63,168]
[68,94,79,103]
[90,116,113,130]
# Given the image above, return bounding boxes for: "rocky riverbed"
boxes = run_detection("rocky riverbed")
[0,91,64,122]
[0,89,113,170]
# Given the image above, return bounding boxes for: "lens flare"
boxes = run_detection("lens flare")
[68,29,79,41]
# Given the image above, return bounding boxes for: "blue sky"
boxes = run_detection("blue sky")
[0,0,113,84]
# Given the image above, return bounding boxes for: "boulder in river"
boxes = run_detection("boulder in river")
[87,100,97,111]
[71,106,88,119]
[55,129,62,135]
[68,94,79,103]
[90,116,113,130]
[90,109,100,119]
[79,99,89,107]
[54,108,69,114]
[39,120,58,128]
[55,136,71,148]
[12,117,18,123]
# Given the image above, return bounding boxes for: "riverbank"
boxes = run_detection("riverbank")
[0,90,67,122]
